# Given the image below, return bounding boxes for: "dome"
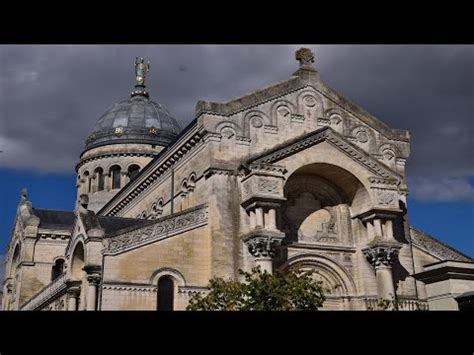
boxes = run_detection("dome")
[84,89,181,152]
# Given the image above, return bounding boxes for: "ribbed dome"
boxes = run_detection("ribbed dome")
[84,91,181,152]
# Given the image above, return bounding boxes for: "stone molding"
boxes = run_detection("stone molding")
[410,227,473,262]
[99,126,205,216]
[248,127,401,181]
[203,167,243,178]
[177,286,209,295]
[103,204,208,255]
[76,152,156,171]
[102,284,157,293]
[20,273,67,311]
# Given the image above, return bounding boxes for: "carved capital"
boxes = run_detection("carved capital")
[243,231,284,259]
[246,237,279,258]
[66,286,81,298]
[362,241,402,268]
[86,274,101,286]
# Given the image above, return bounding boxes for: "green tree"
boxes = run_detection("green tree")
[187,267,327,311]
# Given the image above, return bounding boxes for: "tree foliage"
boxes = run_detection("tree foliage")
[186,267,327,311]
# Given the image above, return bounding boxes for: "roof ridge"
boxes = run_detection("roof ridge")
[32,207,74,213]
[410,225,473,260]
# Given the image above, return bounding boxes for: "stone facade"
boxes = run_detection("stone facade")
[2,48,473,311]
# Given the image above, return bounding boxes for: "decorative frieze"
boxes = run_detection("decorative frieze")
[103,204,208,255]
[177,286,209,295]
[102,284,157,293]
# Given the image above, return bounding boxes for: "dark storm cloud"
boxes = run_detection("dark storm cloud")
[0,45,473,201]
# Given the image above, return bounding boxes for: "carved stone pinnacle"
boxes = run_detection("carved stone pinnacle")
[295,48,315,68]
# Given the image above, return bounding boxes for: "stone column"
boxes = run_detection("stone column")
[249,210,256,230]
[120,171,128,189]
[86,275,101,311]
[373,219,383,237]
[104,173,111,192]
[265,209,277,230]
[67,287,80,311]
[384,220,394,240]
[366,220,374,242]
[255,207,264,228]
[363,242,402,301]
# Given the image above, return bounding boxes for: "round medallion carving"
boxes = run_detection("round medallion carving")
[356,130,369,143]
[383,149,395,161]
[303,95,317,107]
[251,116,263,128]
[114,126,124,136]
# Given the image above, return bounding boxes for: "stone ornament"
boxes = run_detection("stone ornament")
[295,48,315,67]
[375,189,396,206]
[104,204,208,255]
[246,236,281,258]
[363,245,401,268]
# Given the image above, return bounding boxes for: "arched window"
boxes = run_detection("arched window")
[128,165,140,181]
[110,165,121,190]
[70,243,85,280]
[188,173,196,191]
[95,167,105,192]
[83,171,90,193]
[51,258,65,281]
[157,276,174,311]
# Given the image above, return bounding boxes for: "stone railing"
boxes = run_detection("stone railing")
[364,297,428,311]
[20,273,67,311]
[103,204,208,255]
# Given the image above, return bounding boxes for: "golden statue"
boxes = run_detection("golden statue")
[135,57,150,86]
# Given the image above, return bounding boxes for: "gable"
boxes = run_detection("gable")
[197,67,410,175]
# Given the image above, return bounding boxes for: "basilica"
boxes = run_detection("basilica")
[2,48,473,311]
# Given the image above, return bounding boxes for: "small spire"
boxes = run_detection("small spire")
[295,47,315,68]
[131,57,150,98]
[20,187,27,201]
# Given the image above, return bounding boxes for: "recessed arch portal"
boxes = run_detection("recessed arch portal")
[70,242,85,280]
[281,163,371,244]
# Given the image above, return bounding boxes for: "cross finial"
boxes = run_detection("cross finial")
[295,47,315,68]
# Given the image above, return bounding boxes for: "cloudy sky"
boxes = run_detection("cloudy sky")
[0,45,473,279]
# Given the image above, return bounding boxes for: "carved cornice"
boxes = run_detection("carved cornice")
[203,167,243,178]
[354,208,402,222]
[76,152,156,171]
[177,286,208,295]
[242,163,288,176]
[99,127,205,217]
[195,77,306,118]
[102,284,157,293]
[248,127,401,181]
[103,204,208,255]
